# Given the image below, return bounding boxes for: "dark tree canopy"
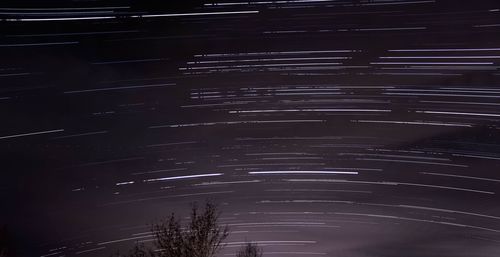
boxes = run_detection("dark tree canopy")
[110,243,150,257]
[152,201,229,257]
[114,201,233,257]
[128,243,149,257]
[236,243,263,257]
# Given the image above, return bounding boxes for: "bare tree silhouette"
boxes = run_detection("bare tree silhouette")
[236,243,263,257]
[152,201,229,257]
[115,201,230,257]
[128,243,149,257]
[110,243,150,257]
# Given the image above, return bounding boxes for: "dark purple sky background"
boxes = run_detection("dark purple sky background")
[1,1,500,256]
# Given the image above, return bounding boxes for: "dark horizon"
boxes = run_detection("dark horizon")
[1,1,500,256]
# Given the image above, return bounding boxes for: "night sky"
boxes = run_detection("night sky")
[1,0,500,256]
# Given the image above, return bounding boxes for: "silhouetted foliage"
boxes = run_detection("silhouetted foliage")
[152,201,229,257]
[128,243,150,257]
[236,243,263,257]
[109,242,154,257]
[117,201,229,257]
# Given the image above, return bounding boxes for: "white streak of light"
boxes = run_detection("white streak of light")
[421,172,500,183]
[97,235,153,246]
[0,129,64,140]
[353,120,472,127]
[284,179,494,194]
[144,173,223,182]
[75,247,106,255]
[193,180,262,186]
[389,48,500,52]
[116,181,135,186]
[417,110,500,118]
[64,83,174,94]
[229,109,391,114]
[224,240,315,245]
[248,171,358,175]
[135,10,259,18]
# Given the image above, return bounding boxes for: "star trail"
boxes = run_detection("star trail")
[1,0,500,256]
